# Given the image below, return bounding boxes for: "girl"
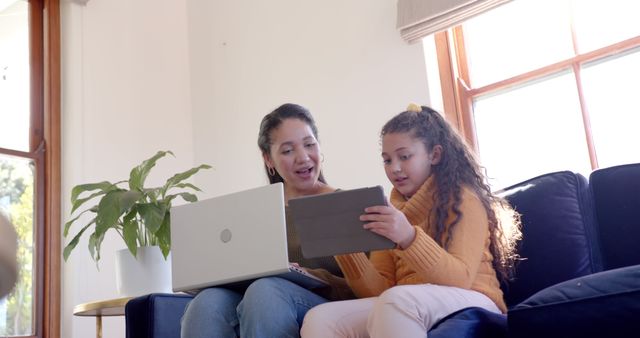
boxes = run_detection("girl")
[181,103,352,338]
[301,104,520,337]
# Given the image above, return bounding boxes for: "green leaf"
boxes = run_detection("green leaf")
[166,192,198,203]
[156,213,171,259]
[120,190,143,210]
[123,206,137,223]
[122,214,139,257]
[70,181,113,204]
[88,232,97,261]
[64,210,96,237]
[95,190,127,237]
[70,182,126,215]
[141,187,163,203]
[137,203,166,234]
[63,223,93,261]
[71,191,104,215]
[88,232,106,266]
[161,164,212,196]
[170,183,202,192]
[129,151,174,191]
[88,232,104,266]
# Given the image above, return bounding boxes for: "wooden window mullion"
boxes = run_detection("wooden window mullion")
[434,32,462,131]
[456,78,477,152]
[569,5,599,170]
[29,0,45,153]
[27,1,46,337]
[451,26,478,152]
[43,0,61,337]
[571,63,598,170]
[434,30,479,151]
[568,15,598,170]
[452,26,470,86]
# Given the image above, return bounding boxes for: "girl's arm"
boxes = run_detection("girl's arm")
[397,187,488,288]
[334,250,396,298]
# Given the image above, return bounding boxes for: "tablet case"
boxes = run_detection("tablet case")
[289,186,396,258]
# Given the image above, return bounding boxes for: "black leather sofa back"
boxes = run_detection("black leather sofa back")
[589,163,640,270]
[498,171,602,307]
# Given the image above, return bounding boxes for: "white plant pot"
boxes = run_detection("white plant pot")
[115,246,172,297]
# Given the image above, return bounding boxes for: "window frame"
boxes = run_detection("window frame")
[435,19,640,171]
[0,0,60,337]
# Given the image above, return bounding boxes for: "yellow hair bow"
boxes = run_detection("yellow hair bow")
[406,103,422,113]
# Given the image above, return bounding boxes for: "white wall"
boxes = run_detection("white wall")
[60,1,193,337]
[186,0,429,197]
[61,0,429,337]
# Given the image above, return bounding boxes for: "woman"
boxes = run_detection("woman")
[180,103,353,338]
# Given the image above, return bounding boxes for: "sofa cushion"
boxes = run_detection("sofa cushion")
[508,264,640,338]
[590,162,640,270]
[497,171,602,307]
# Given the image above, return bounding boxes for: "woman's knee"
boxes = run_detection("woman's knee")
[245,277,289,295]
[181,288,242,337]
[238,277,299,318]
[242,277,290,305]
[185,287,241,315]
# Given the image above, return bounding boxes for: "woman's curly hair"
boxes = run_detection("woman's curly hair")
[381,106,521,282]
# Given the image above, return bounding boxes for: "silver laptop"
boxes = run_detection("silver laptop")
[170,182,327,293]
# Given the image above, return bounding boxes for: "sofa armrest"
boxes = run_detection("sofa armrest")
[508,264,640,338]
[125,293,194,338]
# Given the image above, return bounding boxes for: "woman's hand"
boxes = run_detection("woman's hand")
[360,202,416,249]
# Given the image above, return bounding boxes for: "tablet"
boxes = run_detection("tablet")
[288,186,396,258]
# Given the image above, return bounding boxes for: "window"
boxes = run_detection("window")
[0,0,60,337]
[431,0,640,189]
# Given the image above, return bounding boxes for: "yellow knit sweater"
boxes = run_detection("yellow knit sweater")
[335,177,507,313]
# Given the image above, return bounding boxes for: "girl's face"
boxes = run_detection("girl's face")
[264,118,323,197]
[381,132,441,199]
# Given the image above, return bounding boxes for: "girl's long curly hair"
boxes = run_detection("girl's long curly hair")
[381,106,521,282]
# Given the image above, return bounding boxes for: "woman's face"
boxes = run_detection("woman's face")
[264,118,323,196]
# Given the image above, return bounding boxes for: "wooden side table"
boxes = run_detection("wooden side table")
[73,297,132,338]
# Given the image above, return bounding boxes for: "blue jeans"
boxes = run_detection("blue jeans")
[180,277,328,338]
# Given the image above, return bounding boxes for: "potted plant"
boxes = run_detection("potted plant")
[63,150,211,295]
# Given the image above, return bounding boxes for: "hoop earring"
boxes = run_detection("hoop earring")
[321,153,325,163]
[268,166,276,176]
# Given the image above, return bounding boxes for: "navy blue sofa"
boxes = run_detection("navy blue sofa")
[126,163,640,338]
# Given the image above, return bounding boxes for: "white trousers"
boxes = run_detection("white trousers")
[300,284,501,338]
